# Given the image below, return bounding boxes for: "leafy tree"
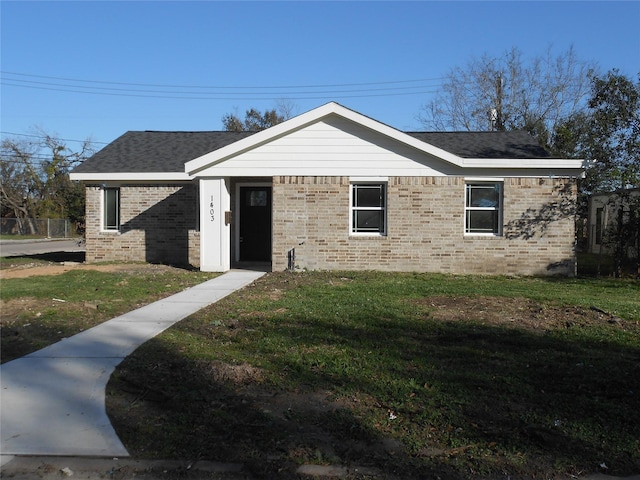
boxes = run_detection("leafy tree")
[419,46,596,151]
[222,108,285,132]
[552,71,639,196]
[222,102,297,132]
[584,70,639,191]
[1,131,94,234]
[552,70,640,275]
[584,71,639,275]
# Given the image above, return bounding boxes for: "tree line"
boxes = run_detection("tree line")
[1,131,94,235]
[1,46,637,272]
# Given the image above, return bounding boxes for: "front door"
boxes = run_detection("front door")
[239,186,272,261]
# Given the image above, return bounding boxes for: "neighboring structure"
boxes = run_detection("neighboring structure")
[587,188,640,256]
[70,102,584,276]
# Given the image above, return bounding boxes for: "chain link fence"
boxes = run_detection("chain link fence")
[1,218,77,238]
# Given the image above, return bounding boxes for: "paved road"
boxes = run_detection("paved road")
[0,239,85,257]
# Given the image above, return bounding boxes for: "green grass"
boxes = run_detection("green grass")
[108,271,640,479]
[0,261,219,362]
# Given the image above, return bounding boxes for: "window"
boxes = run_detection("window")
[103,187,120,231]
[595,207,604,245]
[465,182,502,235]
[351,183,386,235]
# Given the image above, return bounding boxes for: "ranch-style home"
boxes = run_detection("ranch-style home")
[70,102,584,276]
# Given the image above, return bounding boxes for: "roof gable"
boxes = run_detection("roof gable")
[71,102,584,182]
[184,102,462,175]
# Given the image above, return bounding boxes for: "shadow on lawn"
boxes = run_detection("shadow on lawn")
[8,251,86,264]
[109,308,640,479]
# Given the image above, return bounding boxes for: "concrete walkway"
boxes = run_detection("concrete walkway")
[0,269,265,458]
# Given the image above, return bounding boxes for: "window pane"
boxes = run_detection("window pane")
[596,207,603,244]
[468,184,499,208]
[353,210,383,232]
[466,210,497,233]
[351,183,386,235]
[248,190,267,207]
[104,188,119,230]
[354,185,384,208]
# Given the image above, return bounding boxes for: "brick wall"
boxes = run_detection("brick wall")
[272,176,577,276]
[84,184,200,267]
[84,176,577,276]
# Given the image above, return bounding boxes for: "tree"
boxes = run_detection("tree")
[222,102,297,132]
[419,46,596,151]
[551,70,640,275]
[572,70,640,275]
[584,70,639,191]
[1,131,95,234]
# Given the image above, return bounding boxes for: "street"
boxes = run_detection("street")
[0,239,85,257]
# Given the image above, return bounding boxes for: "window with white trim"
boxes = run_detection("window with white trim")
[351,183,387,235]
[465,182,502,235]
[103,187,120,231]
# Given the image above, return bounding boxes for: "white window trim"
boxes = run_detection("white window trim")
[349,176,389,182]
[350,181,388,236]
[464,181,503,236]
[101,186,121,232]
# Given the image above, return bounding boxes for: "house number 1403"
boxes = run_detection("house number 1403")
[209,195,215,222]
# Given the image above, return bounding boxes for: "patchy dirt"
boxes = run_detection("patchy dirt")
[0,261,183,279]
[0,261,206,363]
[107,285,640,478]
[418,295,632,332]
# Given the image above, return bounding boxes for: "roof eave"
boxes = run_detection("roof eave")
[70,172,193,182]
[461,158,586,169]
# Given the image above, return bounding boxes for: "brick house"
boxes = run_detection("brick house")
[70,102,584,275]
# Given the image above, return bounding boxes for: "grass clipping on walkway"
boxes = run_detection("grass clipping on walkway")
[107,271,640,479]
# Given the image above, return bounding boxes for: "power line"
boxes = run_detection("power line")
[4,76,438,96]
[0,70,444,100]
[0,70,447,90]
[1,80,441,101]
[0,131,108,145]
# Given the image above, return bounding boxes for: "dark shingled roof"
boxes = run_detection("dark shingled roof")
[73,131,257,174]
[73,129,550,174]
[405,131,551,159]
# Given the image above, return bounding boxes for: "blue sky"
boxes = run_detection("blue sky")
[1,1,639,151]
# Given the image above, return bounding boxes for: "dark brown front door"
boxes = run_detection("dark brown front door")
[239,186,272,261]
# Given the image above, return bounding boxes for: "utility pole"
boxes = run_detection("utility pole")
[494,73,504,131]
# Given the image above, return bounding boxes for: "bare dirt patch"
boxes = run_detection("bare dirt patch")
[0,261,183,279]
[1,262,206,363]
[418,295,630,332]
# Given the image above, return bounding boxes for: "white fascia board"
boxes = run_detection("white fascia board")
[185,102,467,175]
[70,172,193,182]
[197,166,445,177]
[460,158,586,169]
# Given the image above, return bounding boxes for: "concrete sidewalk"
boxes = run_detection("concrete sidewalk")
[0,269,265,458]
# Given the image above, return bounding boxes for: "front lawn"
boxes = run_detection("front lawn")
[107,271,640,479]
[0,260,219,362]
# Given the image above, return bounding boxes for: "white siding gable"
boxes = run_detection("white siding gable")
[192,116,454,177]
[184,102,584,179]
